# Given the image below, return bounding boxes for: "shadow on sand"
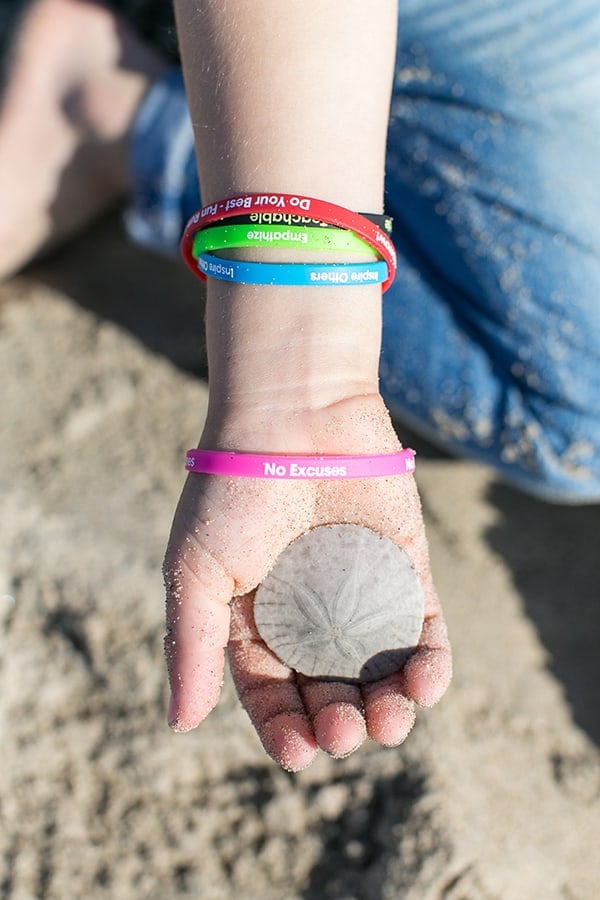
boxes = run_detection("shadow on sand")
[32,211,208,378]
[484,482,600,745]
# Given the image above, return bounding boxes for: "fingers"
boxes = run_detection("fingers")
[401,613,453,707]
[163,540,234,733]
[362,673,416,746]
[298,678,366,758]
[228,595,318,772]
[361,618,451,746]
[231,596,380,766]
[229,587,451,768]
[387,528,453,710]
[362,583,451,742]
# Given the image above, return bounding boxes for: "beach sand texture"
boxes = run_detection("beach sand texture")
[1,216,599,899]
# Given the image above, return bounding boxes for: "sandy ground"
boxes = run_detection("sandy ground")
[1,216,599,900]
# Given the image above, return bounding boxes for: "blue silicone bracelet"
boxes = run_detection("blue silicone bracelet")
[197,252,388,286]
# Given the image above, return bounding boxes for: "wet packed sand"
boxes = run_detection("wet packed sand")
[1,215,599,899]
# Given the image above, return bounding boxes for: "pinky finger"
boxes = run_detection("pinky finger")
[402,615,453,708]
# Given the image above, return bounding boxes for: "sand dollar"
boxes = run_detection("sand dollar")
[253,524,425,682]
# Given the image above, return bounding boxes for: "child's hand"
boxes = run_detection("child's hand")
[163,396,452,771]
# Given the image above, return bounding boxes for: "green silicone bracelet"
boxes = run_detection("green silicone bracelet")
[192,223,375,258]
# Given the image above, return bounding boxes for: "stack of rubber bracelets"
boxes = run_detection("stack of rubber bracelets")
[181,193,416,480]
[180,192,397,291]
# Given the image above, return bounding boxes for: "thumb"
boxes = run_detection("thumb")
[163,539,234,732]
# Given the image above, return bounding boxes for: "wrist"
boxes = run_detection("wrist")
[200,392,401,457]
[204,279,382,425]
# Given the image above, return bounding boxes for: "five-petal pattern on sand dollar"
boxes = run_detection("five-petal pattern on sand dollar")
[254,525,425,681]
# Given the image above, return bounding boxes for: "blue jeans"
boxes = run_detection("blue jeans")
[126,0,600,503]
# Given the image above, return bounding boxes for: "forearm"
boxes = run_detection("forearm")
[165,4,451,759]
[174,0,397,206]
[174,0,398,437]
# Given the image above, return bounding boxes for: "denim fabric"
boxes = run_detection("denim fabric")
[381,0,600,502]
[125,68,199,255]
[125,0,600,502]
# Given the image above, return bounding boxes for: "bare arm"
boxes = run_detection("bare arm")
[164,0,451,770]
[175,1,396,206]
[173,0,397,438]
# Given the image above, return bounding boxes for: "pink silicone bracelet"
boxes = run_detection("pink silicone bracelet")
[185,449,416,479]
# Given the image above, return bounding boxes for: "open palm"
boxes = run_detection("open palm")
[163,400,452,771]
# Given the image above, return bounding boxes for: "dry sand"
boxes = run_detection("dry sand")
[1,216,599,899]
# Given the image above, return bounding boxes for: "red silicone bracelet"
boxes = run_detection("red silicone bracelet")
[181,193,397,292]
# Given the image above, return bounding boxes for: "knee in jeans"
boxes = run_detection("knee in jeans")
[500,399,600,505]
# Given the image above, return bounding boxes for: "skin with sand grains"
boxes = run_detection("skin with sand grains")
[163,399,452,771]
[0,0,453,770]
[163,0,452,769]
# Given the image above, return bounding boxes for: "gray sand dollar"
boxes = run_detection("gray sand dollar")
[254,524,425,682]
